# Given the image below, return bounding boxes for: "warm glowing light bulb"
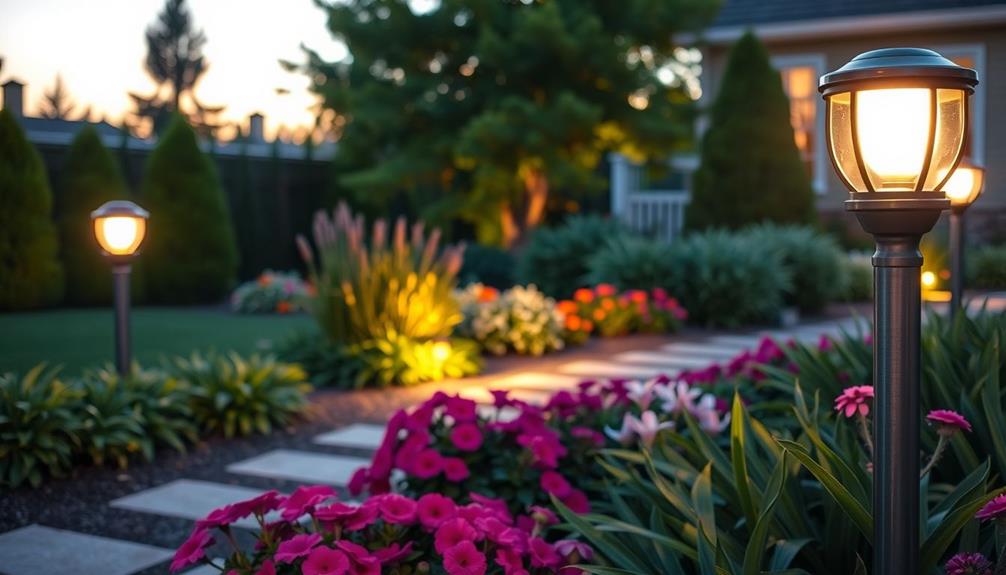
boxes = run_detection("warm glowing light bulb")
[95,216,146,256]
[856,88,931,189]
[942,165,983,207]
[921,271,937,288]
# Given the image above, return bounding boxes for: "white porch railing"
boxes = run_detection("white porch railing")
[610,153,692,242]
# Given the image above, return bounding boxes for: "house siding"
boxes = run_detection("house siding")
[700,23,1006,225]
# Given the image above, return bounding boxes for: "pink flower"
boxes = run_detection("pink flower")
[450,423,484,452]
[926,409,972,435]
[232,490,283,518]
[446,396,478,422]
[435,518,479,554]
[605,411,673,448]
[469,493,511,522]
[335,541,380,575]
[834,385,874,418]
[818,335,833,352]
[275,533,322,563]
[302,547,350,575]
[347,467,369,496]
[517,432,567,469]
[570,426,605,447]
[495,548,525,572]
[528,505,558,526]
[281,485,336,521]
[945,552,993,575]
[539,471,572,498]
[255,560,276,575]
[418,493,458,529]
[196,504,246,530]
[373,542,413,565]
[528,537,560,568]
[554,539,593,562]
[443,541,487,575]
[560,489,591,514]
[443,457,470,481]
[170,528,213,572]
[411,448,444,479]
[975,493,1006,521]
[375,493,418,524]
[315,502,377,531]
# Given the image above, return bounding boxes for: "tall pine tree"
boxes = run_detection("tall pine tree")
[57,126,128,305]
[687,32,815,230]
[0,109,63,309]
[141,115,237,303]
[297,0,718,247]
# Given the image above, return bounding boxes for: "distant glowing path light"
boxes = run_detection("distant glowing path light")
[944,158,986,317]
[91,201,150,375]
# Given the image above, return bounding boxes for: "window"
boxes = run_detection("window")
[772,54,827,193]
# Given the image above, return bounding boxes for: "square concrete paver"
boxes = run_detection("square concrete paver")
[314,423,388,450]
[612,351,716,370]
[111,479,278,529]
[557,360,668,379]
[0,524,172,575]
[485,371,582,391]
[707,335,762,348]
[227,449,369,485]
[660,342,746,358]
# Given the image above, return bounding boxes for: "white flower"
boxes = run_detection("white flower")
[625,378,659,410]
[655,381,701,415]
[693,394,731,434]
[605,411,674,448]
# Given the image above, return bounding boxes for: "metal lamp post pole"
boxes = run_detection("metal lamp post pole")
[949,207,966,319]
[112,263,132,375]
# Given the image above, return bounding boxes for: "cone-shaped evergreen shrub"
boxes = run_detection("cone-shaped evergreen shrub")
[141,115,237,303]
[57,126,127,305]
[687,32,816,230]
[0,109,63,309]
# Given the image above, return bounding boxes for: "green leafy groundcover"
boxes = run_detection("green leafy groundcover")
[344,310,1006,574]
[0,352,310,489]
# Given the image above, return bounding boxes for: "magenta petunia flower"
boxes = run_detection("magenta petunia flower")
[255,560,276,575]
[445,396,478,422]
[528,537,561,568]
[275,533,322,563]
[373,542,413,565]
[560,489,591,514]
[195,503,246,530]
[539,470,572,498]
[231,490,283,518]
[443,457,470,481]
[417,493,458,529]
[302,547,350,575]
[945,552,993,575]
[375,493,418,524]
[443,540,487,575]
[450,423,484,452]
[435,518,479,554]
[411,448,444,479]
[347,467,369,496]
[975,493,1006,521]
[170,528,214,572]
[280,485,336,521]
[926,409,972,434]
[834,385,874,418]
[554,539,594,562]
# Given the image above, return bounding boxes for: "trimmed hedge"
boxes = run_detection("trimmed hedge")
[0,109,64,309]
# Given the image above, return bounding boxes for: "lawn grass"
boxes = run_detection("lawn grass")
[0,307,315,374]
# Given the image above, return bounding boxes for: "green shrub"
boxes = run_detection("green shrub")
[665,230,790,327]
[273,331,364,389]
[74,365,197,468]
[0,109,63,309]
[687,32,815,230]
[969,245,1006,289]
[141,115,238,303]
[56,126,127,305]
[458,243,515,289]
[841,251,873,301]
[516,215,631,298]
[740,224,846,313]
[0,365,81,488]
[172,352,311,438]
[456,284,565,356]
[585,235,676,291]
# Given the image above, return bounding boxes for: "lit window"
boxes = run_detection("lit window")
[778,65,818,181]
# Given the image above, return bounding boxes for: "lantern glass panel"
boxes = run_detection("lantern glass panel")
[827,92,867,192]
[922,88,966,191]
[856,88,931,191]
[94,216,146,256]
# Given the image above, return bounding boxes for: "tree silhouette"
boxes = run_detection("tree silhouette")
[39,75,75,120]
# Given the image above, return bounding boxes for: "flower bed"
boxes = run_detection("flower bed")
[456,283,565,356]
[231,270,313,314]
[558,284,685,343]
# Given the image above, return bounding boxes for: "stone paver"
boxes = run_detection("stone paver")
[313,423,388,450]
[485,371,582,390]
[661,342,746,358]
[612,351,718,369]
[707,335,763,348]
[557,359,671,379]
[110,479,278,529]
[0,524,172,575]
[227,449,369,485]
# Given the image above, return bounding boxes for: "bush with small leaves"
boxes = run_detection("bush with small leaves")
[969,245,1006,290]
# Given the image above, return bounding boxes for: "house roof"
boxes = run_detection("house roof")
[712,0,1006,27]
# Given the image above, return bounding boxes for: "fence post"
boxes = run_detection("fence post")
[609,152,631,220]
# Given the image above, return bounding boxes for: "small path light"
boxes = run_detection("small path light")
[944,158,985,318]
[91,200,150,375]
[820,47,977,575]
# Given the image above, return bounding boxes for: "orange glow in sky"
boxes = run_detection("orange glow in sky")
[0,0,348,139]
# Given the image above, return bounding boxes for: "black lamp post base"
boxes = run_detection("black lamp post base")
[112,264,132,376]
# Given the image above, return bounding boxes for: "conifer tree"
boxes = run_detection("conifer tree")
[687,32,815,230]
[0,109,63,309]
[140,114,237,302]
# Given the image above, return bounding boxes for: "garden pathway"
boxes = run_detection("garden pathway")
[4,294,1004,574]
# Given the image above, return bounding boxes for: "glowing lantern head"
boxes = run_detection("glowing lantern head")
[91,201,149,260]
[942,157,985,209]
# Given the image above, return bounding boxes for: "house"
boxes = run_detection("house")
[613,0,1006,240]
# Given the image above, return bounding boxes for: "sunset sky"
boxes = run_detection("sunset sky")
[0,0,350,139]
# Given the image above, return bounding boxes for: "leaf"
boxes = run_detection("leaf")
[921,487,1006,572]
[768,538,813,571]
[743,452,788,575]
[692,464,717,548]
[731,394,758,530]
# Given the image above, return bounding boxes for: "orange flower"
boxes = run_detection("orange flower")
[596,283,616,297]
[558,300,579,314]
[601,298,615,311]
[592,308,606,321]
[574,288,594,303]
[565,315,582,331]
[478,286,500,303]
[258,274,273,287]
[629,290,647,304]
[277,301,292,314]
[582,319,594,333]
